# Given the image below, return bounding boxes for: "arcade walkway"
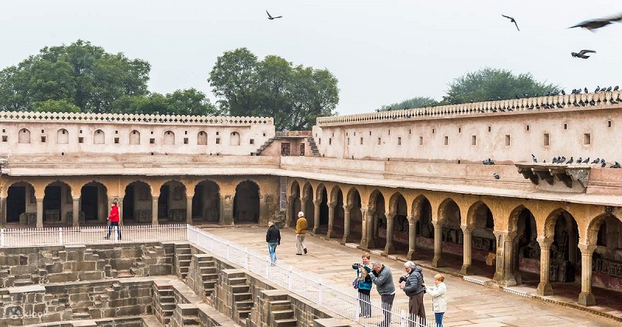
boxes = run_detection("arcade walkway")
[203,225,621,327]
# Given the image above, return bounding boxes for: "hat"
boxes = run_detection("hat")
[298,211,304,217]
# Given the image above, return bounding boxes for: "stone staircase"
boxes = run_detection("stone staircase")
[171,303,201,326]
[229,273,254,321]
[175,244,192,280]
[251,137,276,156]
[197,258,218,297]
[153,282,177,325]
[268,296,296,327]
[307,137,321,157]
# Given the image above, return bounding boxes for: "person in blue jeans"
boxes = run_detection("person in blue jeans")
[265,221,281,265]
[352,252,373,317]
[427,274,447,327]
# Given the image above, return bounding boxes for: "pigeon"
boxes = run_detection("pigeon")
[591,158,600,164]
[595,86,601,93]
[583,157,590,164]
[615,86,620,91]
[561,90,566,95]
[566,157,574,164]
[531,154,537,163]
[502,15,520,31]
[584,87,589,93]
[483,158,495,165]
[577,157,583,163]
[493,173,500,179]
[569,13,622,31]
[601,159,607,167]
[611,161,621,168]
[571,50,596,59]
[266,10,283,20]
[552,157,558,164]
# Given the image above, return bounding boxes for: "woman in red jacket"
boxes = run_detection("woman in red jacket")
[104,200,121,240]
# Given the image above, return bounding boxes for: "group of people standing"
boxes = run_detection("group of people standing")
[353,254,447,327]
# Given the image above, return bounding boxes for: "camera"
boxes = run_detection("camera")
[398,276,406,283]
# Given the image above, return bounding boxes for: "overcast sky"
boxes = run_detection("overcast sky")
[1,0,621,115]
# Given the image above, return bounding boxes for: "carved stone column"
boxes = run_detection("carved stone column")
[312,200,321,234]
[186,195,193,225]
[342,204,352,243]
[360,207,374,249]
[536,237,554,296]
[578,244,597,306]
[406,216,417,260]
[117,198,123,226]
[327,202,336,239]
[493,231,518,286]
[36,197,44,228]
[220,194,234,225]
[461,225,474,275]
[432,220,443,267]
[72,197,80,228]
[300,196,307,219]
[0,196,6,227]
[384,212,395,254]
[151,195,159,225]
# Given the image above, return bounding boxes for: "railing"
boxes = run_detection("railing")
[275,130,313,137]
[316,91,622,126]
[186,225,433,327]
[0,111,274,125]
[0,224,187,247]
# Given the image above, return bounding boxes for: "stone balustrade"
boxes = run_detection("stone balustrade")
[0,111,273,126]
[317,91,622,126]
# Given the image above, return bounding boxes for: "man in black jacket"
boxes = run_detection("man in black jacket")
[400,261,426,325]
[266,221,281,265]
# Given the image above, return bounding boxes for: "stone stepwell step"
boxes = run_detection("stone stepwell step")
[271,309,294,320]
[269,300,292,311]
[228,277,247,285]
[13,279,34,286]
[235,300,254,310]
[237,309,252,318]
[275,318,297,327]
[231,285,250,293]
[233,293,252,301]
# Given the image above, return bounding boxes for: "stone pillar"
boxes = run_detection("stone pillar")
[36,197,44,228]
[536,237,554,296]
[406,216,416,260]
[220,194,234,225]
[72,197,80,228]
[312,200,321,234]
[493,231,518,286]
[578,244,597,306]
[300,196,307,219]
[384,212,395,254]
[117,198,123,227]
[0,196,6,227]
[186,195,193,225]
[342,205,352,243]
[461,225,474,275]
[359,207,371,249]
[152,195,159,225]
[432,220,443,267]
[327,202,336,239]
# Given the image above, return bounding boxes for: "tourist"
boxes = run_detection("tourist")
[104,200,121,240]
[364,262,395,327]
[295,211,308,255]
[265,221,281,265]
[352,252,373,317]
[426,274,447,327]
[399,261,426,325]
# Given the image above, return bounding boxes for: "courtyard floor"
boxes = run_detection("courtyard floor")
[202,225,621,327]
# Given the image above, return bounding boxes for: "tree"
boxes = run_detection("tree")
[376,97,438,112]
[442,67,561,104]
[33,99,81,113]
[112,89,219,116]
[209,48,339,131]
[0,40,150,113]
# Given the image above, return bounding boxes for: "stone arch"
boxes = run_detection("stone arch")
[122,180,152,223]
[4,181,35,224]
[302,182,315,229]
[80,181,108,223]
[544,209,580,283]
[230,132,240,146]
[164,131,175,145]
[329,185,345,239]
[508,205,539,284]
[587,213,622,292]
[197,131,207,145]
[158,180,186,223]
[18,128,31,144]
[129,130,140,145]
[234,180,260,224]
[438,198,463,268]
[465,201,496,275]
[315,183,329,231]
[438,198,461,225]
[94,129,105,144]
[412,195,433,239]
[56,129,69,144]
[42,180,72,225]
[345,187,363,242]
[467,201,494,228]
[388,192,409,252]
[368,189,386,249]
[193,179,220,223]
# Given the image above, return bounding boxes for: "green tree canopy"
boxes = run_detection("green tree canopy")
[33,99,81,113]
[376,96,438,111]
[442,67,560,104]
[0,40,150,113]
[208,48,339,131]
[112,88,219,116]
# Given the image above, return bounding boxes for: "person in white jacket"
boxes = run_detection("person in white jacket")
[426,274,447,327]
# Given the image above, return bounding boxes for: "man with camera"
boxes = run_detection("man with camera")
[363,262,395,327]
[399,261,426,325]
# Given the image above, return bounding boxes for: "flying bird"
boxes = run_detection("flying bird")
[266,10,282,20]
[571,50,596,59]
[502,15,520,31]
[569,13,622,31]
